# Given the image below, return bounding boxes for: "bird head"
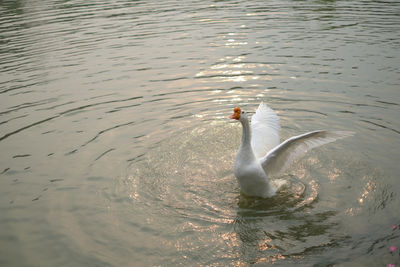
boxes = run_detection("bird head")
[230,107,246,120]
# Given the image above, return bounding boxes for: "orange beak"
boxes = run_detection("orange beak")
[230,107,241,120]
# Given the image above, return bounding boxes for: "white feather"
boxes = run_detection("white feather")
[260,130,354,177]
[251,102,281,159]
[230,101,354,198]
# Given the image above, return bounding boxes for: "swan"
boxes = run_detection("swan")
[230,102,354,198]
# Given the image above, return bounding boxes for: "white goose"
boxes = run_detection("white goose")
[230,102,354,198]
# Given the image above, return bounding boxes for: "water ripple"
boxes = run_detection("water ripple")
[1,0,399,265]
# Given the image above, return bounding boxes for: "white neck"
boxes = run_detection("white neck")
[240,117,251,147]
[238,117,255,160]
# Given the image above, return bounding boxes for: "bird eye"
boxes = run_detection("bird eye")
[241,111,244,114]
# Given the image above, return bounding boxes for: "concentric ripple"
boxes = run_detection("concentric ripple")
[1,0,399,265]
[106,123,344,265]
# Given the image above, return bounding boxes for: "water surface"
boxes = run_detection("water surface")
[1,0,400,266]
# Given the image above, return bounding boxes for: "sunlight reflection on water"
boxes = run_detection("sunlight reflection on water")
[0,0,399,265]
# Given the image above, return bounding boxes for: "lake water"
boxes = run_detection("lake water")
[1,0,399,266]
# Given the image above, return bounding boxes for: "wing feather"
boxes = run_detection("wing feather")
[260,130,354,177]
[251,102,281,159]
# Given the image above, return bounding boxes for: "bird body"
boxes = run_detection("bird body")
[230,102,353,198]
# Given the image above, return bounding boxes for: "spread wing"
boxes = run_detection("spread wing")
[251,102,281,159]
[260,130,354,177]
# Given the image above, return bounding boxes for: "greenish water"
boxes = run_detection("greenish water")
[1,0,399,266]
